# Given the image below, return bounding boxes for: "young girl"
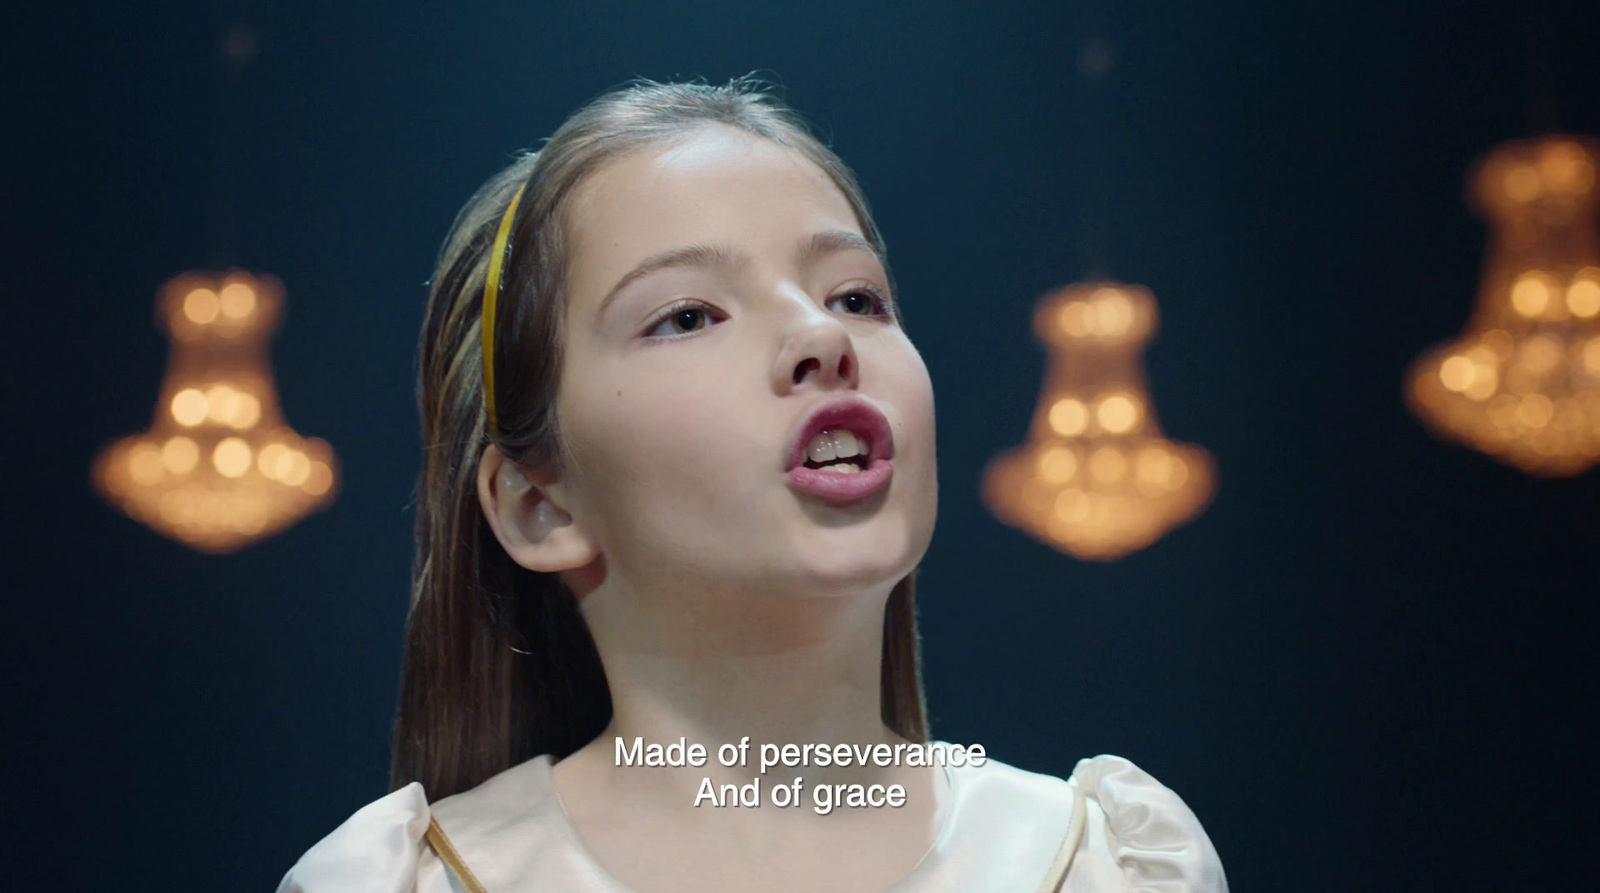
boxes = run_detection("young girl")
[276,76,1228,893]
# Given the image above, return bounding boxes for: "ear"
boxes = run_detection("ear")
[477,444,601,573]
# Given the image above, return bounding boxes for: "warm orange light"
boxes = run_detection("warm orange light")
[1440,355,1475,391]
[1048,398,1089,436]
[161,436,199,474]
[1510,273,1551,317]
[1096,393,1140,433]
[183,288,220,324]
[213,437,252,478]
[1059,302,1093,337]
[128,443,163,486]
[1036,445,1077,483]
[279,450,310,486]
[219,281,256,319]
[1505,166,1540,203]
[91,270,340,553]
[1405,135,1600,477]
[982,280,1216,560]
[171,388,208,426]
[304,461,334,496]
[1568,270,1600,317]
[1092,289,1133,335]
[1088,445,1127,484]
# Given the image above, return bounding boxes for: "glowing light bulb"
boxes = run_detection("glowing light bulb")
[1568,270,1600,317]
[219,281,256,318]
[1097,394,1140,433]
[214,437,253,477]
[1510,273,1551,317]
[1049,398,1089,436]
[172,389,208,426]
[183,288,220,324]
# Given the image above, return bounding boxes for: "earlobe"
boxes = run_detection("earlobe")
[477,444,601,574]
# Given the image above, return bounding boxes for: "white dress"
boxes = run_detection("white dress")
[275,750,1228,892]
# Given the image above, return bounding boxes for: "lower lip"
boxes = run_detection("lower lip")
[786,457,894,503]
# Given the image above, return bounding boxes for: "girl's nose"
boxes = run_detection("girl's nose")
[769,289,860,395]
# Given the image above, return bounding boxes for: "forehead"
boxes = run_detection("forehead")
[563,125,864,307]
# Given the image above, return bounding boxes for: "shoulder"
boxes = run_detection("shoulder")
[274,781,435,893]
[413,754,580,891]
[1068,753,1230,892]
[935,750,1226,891]
[273,757,561,893]
[939,750,1082,870]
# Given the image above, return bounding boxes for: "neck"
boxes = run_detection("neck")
[570,578,913,806]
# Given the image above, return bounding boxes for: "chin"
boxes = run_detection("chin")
[788,527,922,596]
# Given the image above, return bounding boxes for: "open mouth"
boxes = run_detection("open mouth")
[800,427,870,474]
[783,397,896,502]
[785,398,893,472]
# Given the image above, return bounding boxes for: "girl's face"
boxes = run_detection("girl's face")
[551,124,937,602]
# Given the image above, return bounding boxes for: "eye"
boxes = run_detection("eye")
[828,284,895,319]
[643,299,723,339]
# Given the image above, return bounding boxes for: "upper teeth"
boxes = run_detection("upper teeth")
[806,428,867,464]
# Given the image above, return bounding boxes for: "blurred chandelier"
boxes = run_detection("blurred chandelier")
[982,281,1216,560]
[92,270,339,553]
[1406,135,1600,476]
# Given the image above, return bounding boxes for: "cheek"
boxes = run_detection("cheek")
[912,361,937,442]
[564,370,755,535]
[623,372,733,464]
[884,343,938,466]
[887,344,940,533]
[583,386,709,481]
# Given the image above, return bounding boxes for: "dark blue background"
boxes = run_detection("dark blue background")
[5,2,1598,890]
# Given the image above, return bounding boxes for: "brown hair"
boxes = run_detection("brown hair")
[391,75,927,800]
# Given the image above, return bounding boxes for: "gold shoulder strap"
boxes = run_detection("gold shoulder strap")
[1033,786,1088,893]
[426,815,492,893]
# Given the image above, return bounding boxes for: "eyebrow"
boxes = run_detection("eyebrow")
[595,229,886,321]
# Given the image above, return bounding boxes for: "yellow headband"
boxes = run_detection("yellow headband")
[482,182,528,432]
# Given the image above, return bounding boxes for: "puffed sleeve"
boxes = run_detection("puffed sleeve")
[274,781,432,893]
[1072,755,1229,893]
